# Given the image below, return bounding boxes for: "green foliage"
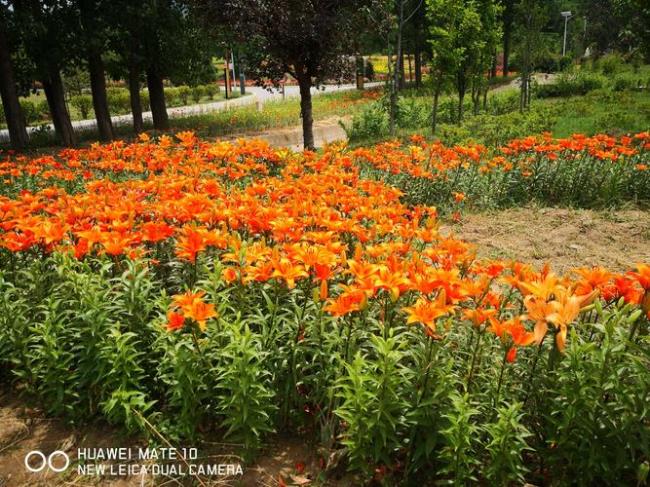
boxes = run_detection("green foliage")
[106,87,132,115]
[596,52,627,76]
[70,94,94,119]
[204,83,220,100]
[536,71,606,98]
[537,303,650,485]
[483,402,532,485]
[437,392,480,484]
[19,99,40,125]
[335,333,411,474]
[191,85,206,103]
[216,323,276,459]
[341,102,389,142]
[177,85,191,105]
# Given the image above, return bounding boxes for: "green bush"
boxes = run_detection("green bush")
[177,85,191,105]
[191,85,206,103]
[19,99,40,125]
[106,88,131,115]
[36,99,50,121]
[342,101,389,142]
[203,83,220,100]
[70,94,94,119]
[140,90,150,111]
[164,87,179,107]
[397,96,430,129]
[597,52,626,75]
[612,73,643,92]
[536,71,605,98]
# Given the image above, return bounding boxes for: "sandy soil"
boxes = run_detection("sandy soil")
[441,206,650,274]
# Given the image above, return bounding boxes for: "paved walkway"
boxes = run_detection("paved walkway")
[0,82,381,143]
[223,116,351,151]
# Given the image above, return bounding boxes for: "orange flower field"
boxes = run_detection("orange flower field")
[0,132,649,484]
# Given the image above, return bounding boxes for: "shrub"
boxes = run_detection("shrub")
[397,96,430,129]
[140,90,150,111]
[106,88,131,115]
[342,101,389,142]
[191,85,206,104]
[70,94,94,119]
[19,99,40,125]
[36,99,50,121]
[164,87,179,107]
[203,83,220,100]
[612,73,643,92]
[177,85,191,105]
[536,71,605,98]
[597,52,625,75]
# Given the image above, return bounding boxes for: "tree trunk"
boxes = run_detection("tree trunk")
[298,75,314,150]
[395,0,404,94]
[88,52,113,141]
[356,55,365,90]
[414,46,422,88]
[458,93,465,124]
[146,67,168,130]
[42,69,76,146]
[519,73,526,112]
[482,84,488,111]
[457,74,466,124]
[0,26,28,151]
[503,0,514,77]
[432,79,441,134]
[491,51,498,78]
[389,0,405,135]
[399,50,406,90]
[128,60,143,134]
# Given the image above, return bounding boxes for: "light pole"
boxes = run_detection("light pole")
[561,11,572,57]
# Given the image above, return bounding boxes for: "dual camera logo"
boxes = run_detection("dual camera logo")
[24,450,70,473]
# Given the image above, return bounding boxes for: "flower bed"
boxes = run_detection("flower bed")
[0,133,649,483]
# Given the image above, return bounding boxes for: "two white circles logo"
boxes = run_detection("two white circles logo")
[24,450,70,473]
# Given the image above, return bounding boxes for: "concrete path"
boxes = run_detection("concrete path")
[224,116,351,151]
[0,82,381,143]
[491,73,558,93]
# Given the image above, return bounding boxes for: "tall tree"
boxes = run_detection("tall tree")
[427,0,487,124]
[198,0,376,150]
[501,0,515,77]
[0,6,29,150]
[471,0,502,114]
[76,0,114,140]
[514,0,547,110]
[389,0,424,134]
[14,0,76,146]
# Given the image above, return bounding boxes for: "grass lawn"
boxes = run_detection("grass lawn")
[551,89,650,137]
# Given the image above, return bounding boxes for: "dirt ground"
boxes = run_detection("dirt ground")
[2,206,648,486]
[441,206,650,274]
[0,390,329,487]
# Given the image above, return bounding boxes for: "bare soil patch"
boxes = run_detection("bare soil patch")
[0,390,327,486]
[441,206,650,274]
